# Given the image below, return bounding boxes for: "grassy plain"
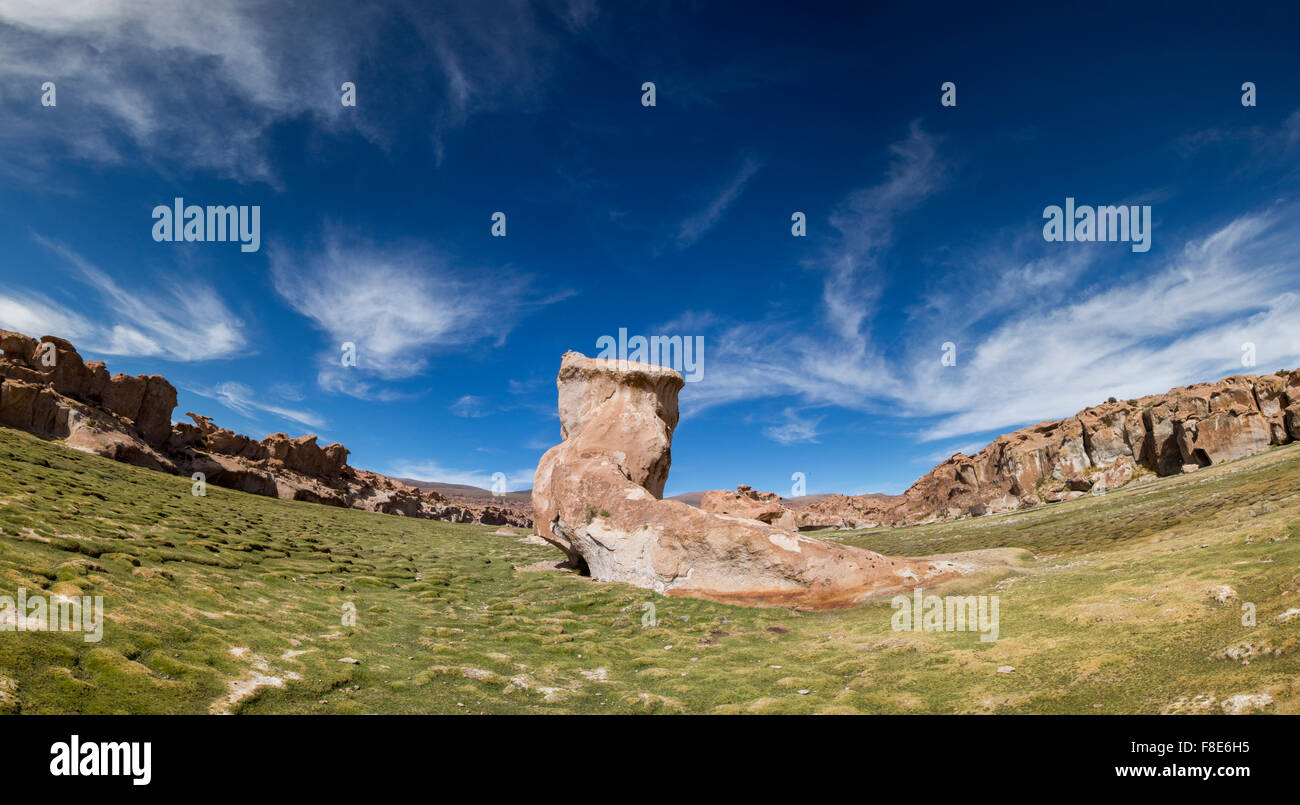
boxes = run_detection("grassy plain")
[1,425,1296,714]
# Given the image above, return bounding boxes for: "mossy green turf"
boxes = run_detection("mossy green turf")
[1,425,1297,714]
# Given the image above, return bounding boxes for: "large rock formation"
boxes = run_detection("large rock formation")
[531,352,961,609]
[0,336,179,473]
[0,330,530,528]
[801,370,1300,529]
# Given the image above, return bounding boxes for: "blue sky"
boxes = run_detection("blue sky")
[2,1,1300,497]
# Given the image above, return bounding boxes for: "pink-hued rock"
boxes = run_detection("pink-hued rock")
[700,485,800,530]
[263,433,349,478]
[531,352,961,609]
[1089,453,1139,493]
[0,330,176,448]
[1287,403,1300,442]
[0,329,531,528]
[701,485,852,531]
[804,370,1300,528]
[1174,409,1272,468]
[0,330,36,361]
[1252,373,1289,443]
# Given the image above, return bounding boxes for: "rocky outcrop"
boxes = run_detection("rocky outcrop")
[0,329,530,528]
[700,485,849,531]
[1287,404,1300,441]
[264,433,349,477]
[700,485,797,529]
[531,352,962,609]
[180,413,349,478]
[0,332,178,449]
[803,370,1300,528]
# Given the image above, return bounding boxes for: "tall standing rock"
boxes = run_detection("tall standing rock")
[531,352,962,609]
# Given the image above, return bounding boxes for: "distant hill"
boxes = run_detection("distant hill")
[395,478,533,503]
[668,491,841,509]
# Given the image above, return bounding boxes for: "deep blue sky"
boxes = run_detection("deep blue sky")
[2,1,1299,496]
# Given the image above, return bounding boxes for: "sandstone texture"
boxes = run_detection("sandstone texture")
[800,371,1300,528]
[700,485,848,531]
[0,330,529,528]
[531,352,961,609]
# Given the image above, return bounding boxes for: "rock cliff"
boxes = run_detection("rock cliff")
[802,370,1300,528]
[0,330,529,528]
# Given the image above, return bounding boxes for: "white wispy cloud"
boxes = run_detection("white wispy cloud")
[388,460,534,492]
[401,0,569,165]
[680,123,944,418]
[450,395,490,418]
[819,121,942,351]
[651,309,719,335]
[0,0,571,182]
[682,123,1300,450]
[523,432,558,451]
[0,236,247,361]
[675,156,761,249]
[0,0,380,184]
[270,231,568,395]
[561,0,599,30]
[761,407,823,445]
[910,208,1300,441]
[189,381,327,432]
[508,377,545,395]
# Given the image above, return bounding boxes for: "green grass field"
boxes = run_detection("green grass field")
[1,424,1296,714]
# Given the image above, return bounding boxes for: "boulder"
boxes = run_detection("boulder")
[188,453,279,497]
[531,352,962,609]
[0,330,36,361]
[700,485,799,530]
[1174,409,1271,467]
[262,433,349,477]
[186,413,262,458]
[1090,453,1138,493]
[701,486,857,531]
[95,373,177,446]
[101,373,147,422]
[1285,403,1300,442]
[1078,401,1143,466]
[36,335,95,398]
[0,380,40,430]
[1252,374,1289,443]
[135,376,178,446]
